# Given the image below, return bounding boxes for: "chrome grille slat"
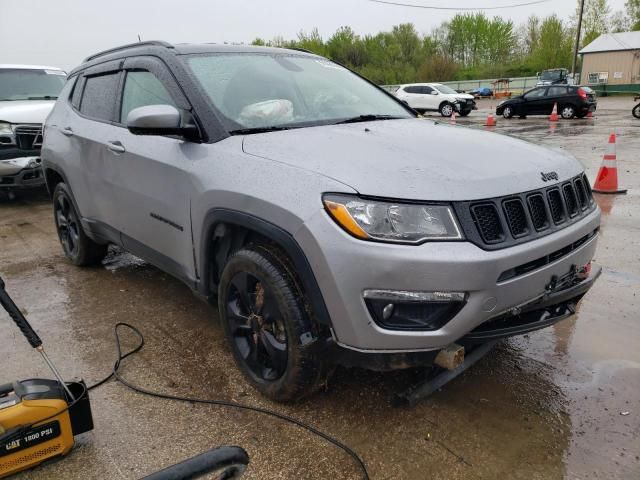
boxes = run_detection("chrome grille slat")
[14,124,43,150]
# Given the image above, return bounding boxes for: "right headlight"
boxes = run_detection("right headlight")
[0,121,12,135]
[323,194,463,244]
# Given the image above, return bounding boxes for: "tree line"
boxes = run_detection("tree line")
[251,0,640,84]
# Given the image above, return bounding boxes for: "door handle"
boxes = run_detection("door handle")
[61,127,74,136]
[107,141,126,154]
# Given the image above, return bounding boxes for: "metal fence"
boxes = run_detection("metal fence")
[440,76,537,94]
[383,74,584,95]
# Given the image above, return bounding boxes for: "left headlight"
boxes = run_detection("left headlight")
[323,194,463,244]
[0,121,12,135]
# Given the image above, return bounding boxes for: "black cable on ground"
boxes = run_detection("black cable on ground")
[88,322,369,480]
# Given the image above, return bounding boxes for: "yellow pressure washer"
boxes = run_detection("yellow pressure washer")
[0,275,93,478]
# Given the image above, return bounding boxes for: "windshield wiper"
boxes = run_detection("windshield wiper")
[335,114,405,125]
[229,126,295,135]
[27,96,58,100]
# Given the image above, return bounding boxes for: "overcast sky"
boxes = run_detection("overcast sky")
[0,0,628,72]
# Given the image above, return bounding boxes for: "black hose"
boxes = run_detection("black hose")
[89,323,369,480]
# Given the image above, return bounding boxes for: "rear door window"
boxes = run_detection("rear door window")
[404,86,421,94]
[120,70,176,123]
[547,86,567,96]
[79,72,120,121]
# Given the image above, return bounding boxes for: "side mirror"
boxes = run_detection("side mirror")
[127,105,198,139]
[430,91,439,95]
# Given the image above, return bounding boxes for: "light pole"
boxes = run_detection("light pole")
[572,0,585,78]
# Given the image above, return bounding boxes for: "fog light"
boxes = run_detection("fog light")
[363,290,466,331]
[382,303,395,320]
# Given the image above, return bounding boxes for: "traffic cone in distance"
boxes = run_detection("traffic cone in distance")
[587,110,593,118]
[549,103,559,122]
[592,133,627,194]
[450,110,456,125]
[485,112,496,127]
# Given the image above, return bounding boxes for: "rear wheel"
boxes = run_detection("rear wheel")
[53,183,108,266]
[560,104,576,119]
[439,103,454,117]
[633,103,640,119]
[219,245,330,402]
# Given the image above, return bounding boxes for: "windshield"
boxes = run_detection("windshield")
[0,68,66,101]
[540,70,564,81]
[185,53,412,132]
[433,84,458,95]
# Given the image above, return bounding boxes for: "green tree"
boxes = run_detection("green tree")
[578,0,611,45]
[626,0,640,29]
[531,15,573,70]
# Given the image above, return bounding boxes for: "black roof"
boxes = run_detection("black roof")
[71,40,318,75]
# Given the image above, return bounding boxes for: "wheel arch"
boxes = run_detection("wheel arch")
[198,209,333,329]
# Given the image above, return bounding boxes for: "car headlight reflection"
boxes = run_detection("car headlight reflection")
[323,194,463,244]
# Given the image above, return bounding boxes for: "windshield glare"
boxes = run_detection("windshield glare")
[185,53,412,131]
[433,84,458,95]
[0,69,66,101]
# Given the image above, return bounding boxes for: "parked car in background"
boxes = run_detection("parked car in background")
[395,83,477,116]
[0,65,66,196]
[43,42,600,402]
[469,87,493,97]
[536,68,575,86]
[496,85,596,119]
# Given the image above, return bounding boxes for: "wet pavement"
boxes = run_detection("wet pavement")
[2,97,639,479]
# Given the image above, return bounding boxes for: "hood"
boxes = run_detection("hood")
[242,119,583,201]
[0,100,56,124]
[455,93,474,100]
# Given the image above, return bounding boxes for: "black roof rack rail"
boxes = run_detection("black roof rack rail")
[83,40,174,62]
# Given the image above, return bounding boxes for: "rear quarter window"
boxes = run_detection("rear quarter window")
[79,72,120,121]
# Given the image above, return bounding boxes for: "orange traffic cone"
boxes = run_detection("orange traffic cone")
[549,103,559,122]
[450,111,456,125]
[485,112,496,126]
[587,110,594,118]
[592,133,627,194]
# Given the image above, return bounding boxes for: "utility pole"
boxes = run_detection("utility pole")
[572,0,585,78]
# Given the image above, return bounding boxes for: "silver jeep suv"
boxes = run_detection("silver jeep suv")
[42,42,601,401]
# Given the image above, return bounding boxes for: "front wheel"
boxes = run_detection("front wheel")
[439,103,454,117]
[502,106,514,119]
[218,245,330,402]
[560,105,576,119]
[633,103,640,119]
[53,183,108,266]
[458,110,471,117]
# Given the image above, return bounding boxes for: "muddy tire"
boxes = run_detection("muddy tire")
[53,183,108,266]
[218,245,330,402]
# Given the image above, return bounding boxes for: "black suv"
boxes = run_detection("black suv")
[496,85,597,119]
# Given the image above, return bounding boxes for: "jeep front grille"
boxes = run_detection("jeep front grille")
[454,174,596,250]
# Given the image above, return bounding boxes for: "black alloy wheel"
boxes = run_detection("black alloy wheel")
[53,183,108,266]
[219,246,330,402]
[55,191,81,258]
[226,271,288,381]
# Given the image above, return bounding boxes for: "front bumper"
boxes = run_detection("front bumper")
[296,206,600,352]
[0,158,45,190]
